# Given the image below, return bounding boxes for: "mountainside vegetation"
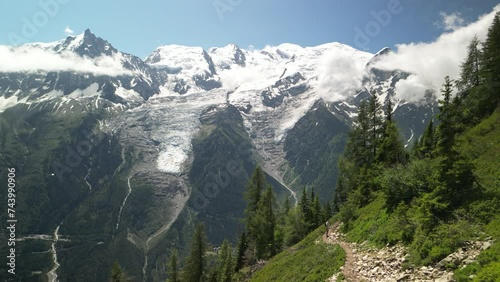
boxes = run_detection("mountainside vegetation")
[238,11,500,282]
[333,11,500,281]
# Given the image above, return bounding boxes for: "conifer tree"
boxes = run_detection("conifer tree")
[436,76,455,157]
[234,232,247,272]
[255,185,276,259]
[284,206,307,246]
[368,94,384,162]
[244,166,266,217]
[244,166,266,249]
[311,195,321,228]
[346,100,371,167]
[377,100,406,165]
[459,35,482,90]
[167,249,180,282]
[385,97,393,123]
[283,196,290,216]
[299,187,312,227]
[418,119,435,158]
[182,223,207,282]
[482,12,500,88]
[333,174,347,212]
[216,240,234,282]
[479,11,500,116]
[110,261,129,282]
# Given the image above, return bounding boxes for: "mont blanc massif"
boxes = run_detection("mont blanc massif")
[0,23,498,282]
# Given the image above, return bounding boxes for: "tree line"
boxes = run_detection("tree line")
[334,11,500,275]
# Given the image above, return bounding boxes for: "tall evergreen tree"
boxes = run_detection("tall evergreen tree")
[385,97,394,123]
[419,119,435,158]
[244,166,267,250]
[299,187,312,226]
[459,35,482,90]
[377,100,406,165]
[182,223,207,282]
[333,172,347,212]
[244,166,266,216]
[346,100,371,167]
[311,195,321,228]
[283,196,291,216]
[436,76,455,157]
[255,185,276,259]
[368,94,384,161]
[234,231,247,272]
[479,11,500,116]
[167,249,180,282]
[482,12,500,88]
[284,206,308,246]
[215,240,234,282]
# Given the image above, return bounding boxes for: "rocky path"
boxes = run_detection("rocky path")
[323,222,493,282]
[323,223,359,282]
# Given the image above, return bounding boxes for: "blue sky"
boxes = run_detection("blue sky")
[1,0,499,58]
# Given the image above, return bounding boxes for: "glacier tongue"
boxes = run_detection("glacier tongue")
[108,89,228,175]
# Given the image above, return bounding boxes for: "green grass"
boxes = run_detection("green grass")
[343,192,388,245]
[249,226,345,282]
[459,106,500,193]
[454,215,500,281]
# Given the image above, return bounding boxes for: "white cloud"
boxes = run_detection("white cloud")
[373,5,500,102]
[317,47,366,102]
[0,45,133,76]
[439,12,466,31]
[64,26,74,36]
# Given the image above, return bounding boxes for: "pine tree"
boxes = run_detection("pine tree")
[346,100,371,167]
[284,207,308,246]
[418,119,435,158]
[255,185,276,259]
[368,95,384,162]
[436,76,455,157]
[216,240,234,282]
[434,79,475,213]
[182,223,207,282]
[283,196,290,216]
[244,166,267,251]
[311,195,321,228]
[167,249,180,282]
[234,231,247,272]
[377,100,406,165]
[482,12,500,88]
[459,35,482,90]
[244,166,266,216]
[333,173,347,212]
[385,98,394,123]
[309,188,319,229]
[110,261,129,282]
[479,11,500,117]
[299,187,312,227]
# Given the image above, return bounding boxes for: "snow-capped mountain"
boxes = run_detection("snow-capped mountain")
[0,30,436,282]
[146,45,221,93]
[0,29,167,113]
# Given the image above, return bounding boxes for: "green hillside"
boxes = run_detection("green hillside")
[249,226,344,282]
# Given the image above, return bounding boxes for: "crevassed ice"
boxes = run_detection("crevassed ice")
[148,90,227,174]
[156,134,191,174]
